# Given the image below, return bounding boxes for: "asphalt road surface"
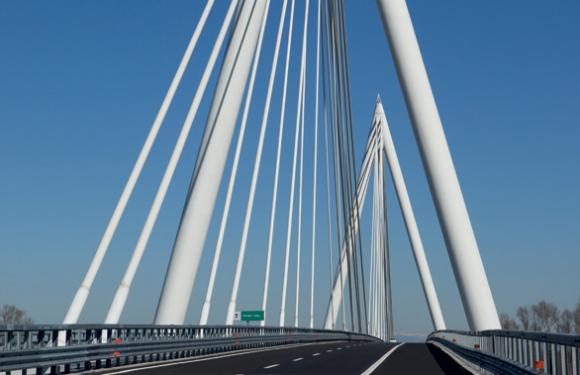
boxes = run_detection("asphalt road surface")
[97,341,471,374]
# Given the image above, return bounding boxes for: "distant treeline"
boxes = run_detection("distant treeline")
[500,298,580,334]
[1,304,34,325]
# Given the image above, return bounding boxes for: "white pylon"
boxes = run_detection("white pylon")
[324,99,444,333]
[375,98,446,331]
[375,0,500,330]
[323,129,376,329]
[155,0,269,325]
[224,0,276,326]
[200,0,273,326]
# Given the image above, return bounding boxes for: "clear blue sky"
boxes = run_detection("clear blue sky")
[0,1,578,335]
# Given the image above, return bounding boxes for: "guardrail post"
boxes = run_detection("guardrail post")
[523,338,528,366]
[527,340,532,368]
[543,342,549,373]
[561,345,567,375]
[535,340,540,370]
[551,343,557,374]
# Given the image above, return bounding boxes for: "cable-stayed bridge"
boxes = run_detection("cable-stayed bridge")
[1,0,578,374]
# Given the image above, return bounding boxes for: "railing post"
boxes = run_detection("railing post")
[523,338,527,366]
[543,342,549,373]
[572,347,578,375]
[552,343,557,374]
[561,345,567,375]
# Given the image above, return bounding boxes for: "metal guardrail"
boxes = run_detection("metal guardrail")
[0,324,380,374]
[428,330,580,375]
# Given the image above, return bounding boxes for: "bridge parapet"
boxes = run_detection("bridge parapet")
[429,329,580,375]
[0,324,379,374]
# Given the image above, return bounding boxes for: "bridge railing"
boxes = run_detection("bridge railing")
[0,324,379,374]
[429,329,580,375]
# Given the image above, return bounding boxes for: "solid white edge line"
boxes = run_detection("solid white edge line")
[359,343,404,375]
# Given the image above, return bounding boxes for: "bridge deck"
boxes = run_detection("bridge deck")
[93,341,470,374]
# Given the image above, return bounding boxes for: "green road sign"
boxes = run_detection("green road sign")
[241,310,264,321]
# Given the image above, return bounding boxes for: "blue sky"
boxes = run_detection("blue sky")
[0,1,578,335]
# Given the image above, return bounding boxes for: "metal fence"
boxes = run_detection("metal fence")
[429,330,580,375]
[0,324,380,374]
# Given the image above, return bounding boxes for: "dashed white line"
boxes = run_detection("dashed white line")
[264,364,280,369]
[337,347,342,350]
[100,341,338,374]
[292,357,304,362]
[326,349,333,353]
[312,352,321,357]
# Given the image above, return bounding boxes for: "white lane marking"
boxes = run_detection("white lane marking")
[359,343,404,375]
[264,364,280,369]
[346,345,351,348]
[337,347,342,350]
[326,349,333,353]
[100,341,336,374]
[292,357,304,362]
[312,352,321,357]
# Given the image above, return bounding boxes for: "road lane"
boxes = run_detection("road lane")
[96,341,471,374]
[249,342,396,374]
[96,341,394,375]
[374,342,472,374]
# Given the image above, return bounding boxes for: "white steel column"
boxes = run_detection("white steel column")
[279,0,308,328]
[309,0,321,330]
[155,0,268,325]
[105,0,238,324]
[323,137,375,329]
[224,0,275,326]
[62,0,215,325]
[376,0,500,330]
[199,0,272,326]
[375,99,446,330]
[294,76,306,328]
[294,0,310,328]
[261,0,294,327]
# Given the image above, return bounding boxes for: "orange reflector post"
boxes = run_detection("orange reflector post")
[474,344,480,349]
[533,360,545,370]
